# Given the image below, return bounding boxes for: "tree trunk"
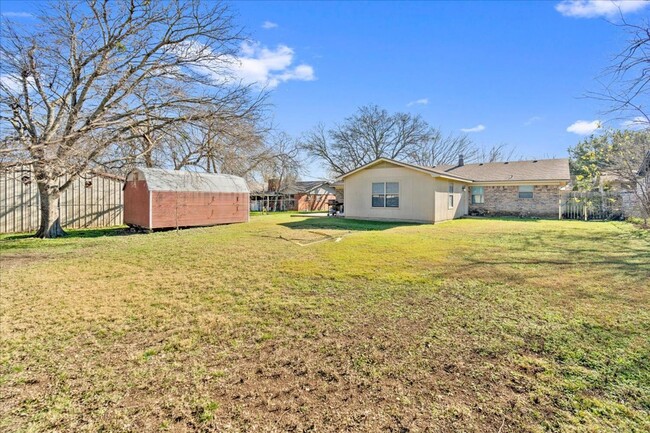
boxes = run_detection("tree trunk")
[35,181,66,238]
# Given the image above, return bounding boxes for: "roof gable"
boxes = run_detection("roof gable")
[338,158,472,182]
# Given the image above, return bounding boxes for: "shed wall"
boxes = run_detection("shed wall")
[151,191,248,228]
[123,180,151,228]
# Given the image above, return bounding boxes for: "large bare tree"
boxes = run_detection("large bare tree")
[0,0,263,237]
[301,105,447,175]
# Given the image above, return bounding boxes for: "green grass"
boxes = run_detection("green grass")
[1,215,648,432]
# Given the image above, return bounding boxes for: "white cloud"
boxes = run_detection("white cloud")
[2,12,34,18]
[566,119,601,135]
[0,74,32,93]
[621,116,649,129]
[555,0,649,18]
[460,124,486,133]
[407,98,428,107]
[524,116,542,126]
[229,42,315,88]
[262,21,278,29]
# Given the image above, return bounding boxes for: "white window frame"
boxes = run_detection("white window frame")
[372,182,399,208]
[448,183,454,209]
[518,185,534,199]
[472,186,484,204]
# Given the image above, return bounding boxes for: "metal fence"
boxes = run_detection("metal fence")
[560,191,625,221]
[0,166,124,233]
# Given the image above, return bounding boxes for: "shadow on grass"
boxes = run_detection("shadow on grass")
[464,216,544,223]
[280,217,420,232]
[1,226,133,242]
[463,227,650,283]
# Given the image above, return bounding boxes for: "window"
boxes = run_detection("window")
[372,182,399,207]
[471,186,484,204]
[386,182,399,207]
[519,185,534,199]
[448,183,454,208]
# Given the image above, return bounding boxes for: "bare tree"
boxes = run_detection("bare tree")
[476,143,518,163]
[259,132,303,211]
[406,131,477,166]
[591,16,650,128]
[301,105,443,176]
[0,0,264,237]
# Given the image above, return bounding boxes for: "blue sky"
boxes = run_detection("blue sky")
[229,0,649,177]
[3,1,649,179]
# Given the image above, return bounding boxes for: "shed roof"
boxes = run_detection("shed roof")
[432,158,570,182]
[129,168,249,193]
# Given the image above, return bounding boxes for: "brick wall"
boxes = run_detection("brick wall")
[296,193,336,211]
[469,185,560,218]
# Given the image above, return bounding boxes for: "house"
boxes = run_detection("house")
[291,181,337,211]
[249,179,336,211]
[336,156,570,223]
[623,150,650,218]
[124,168,249,230]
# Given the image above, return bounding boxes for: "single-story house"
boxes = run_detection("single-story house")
[291,181,337,211]
[249,179,336,211]
[335,156,570,223]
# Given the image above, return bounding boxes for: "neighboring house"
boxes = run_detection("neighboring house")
[624,150,650,218]
[639,151,650,178]
[249,179,336,211]
[336,156,570,223]
[290,181,337,211]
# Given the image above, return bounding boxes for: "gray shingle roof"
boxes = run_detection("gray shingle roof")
[292,181,330,193]
[432,158,570,182]
[131,168,249,193]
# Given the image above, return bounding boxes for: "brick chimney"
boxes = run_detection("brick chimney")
[267,178,280,192]
[458,154,464,167]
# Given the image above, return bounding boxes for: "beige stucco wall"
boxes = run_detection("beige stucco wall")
[342,162,469,223]
[433,178,468,222]
[343,164,436,223]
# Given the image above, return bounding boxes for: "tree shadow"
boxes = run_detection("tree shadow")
[465,216,544,223]
[1,226,133,241]
[280,217,421,232]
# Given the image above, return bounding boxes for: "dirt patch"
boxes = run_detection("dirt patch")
[0,252,55,269]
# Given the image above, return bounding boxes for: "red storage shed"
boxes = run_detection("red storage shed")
[124,168,249,230]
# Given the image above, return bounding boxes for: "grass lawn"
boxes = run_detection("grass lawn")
[1,215,649,432]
